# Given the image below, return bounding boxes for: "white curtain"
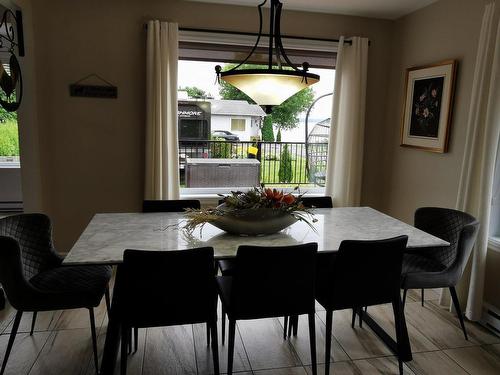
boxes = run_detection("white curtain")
[325,37,369,207]
[455,2,500,321]
[145,21,180,200]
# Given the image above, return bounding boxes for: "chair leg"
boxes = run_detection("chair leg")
[283,316,288,340]
[210,318,220,375]
[325,310,333,375]
[358,307,363,328]
[292,315,299,336]
[206,322,211,347]
[127,328,132,354]
[351,308,356,328]
[89,308,99,374]
[30,311,37,336]
[392,297,407,375]
[221,305,226,346]
[105,286,111,313]
[1,310,22,375]
[227,319,236,375]
[134,327,138,353]
[402,289,408,308]
[308,312,317,375]
[121,325,129,375]
[421,288,425,307]
[450,286,468,340]
[287,315,293,338]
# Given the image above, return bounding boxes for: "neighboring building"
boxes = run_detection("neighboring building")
[208,99,265,141]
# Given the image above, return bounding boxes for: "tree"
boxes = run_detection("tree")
[182,86,208,99]
[218,63,315,139]
[276,128,282,142]
[278,144,293,183]
[261,117,274,141]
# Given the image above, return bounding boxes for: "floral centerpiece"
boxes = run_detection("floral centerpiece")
[182,186,317,236]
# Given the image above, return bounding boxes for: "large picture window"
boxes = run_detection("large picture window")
[177,30,337,194]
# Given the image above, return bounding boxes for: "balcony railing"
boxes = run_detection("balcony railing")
[179,140,328,187]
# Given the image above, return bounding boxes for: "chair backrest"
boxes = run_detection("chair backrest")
[300,196,333,208]
[142,199,201,213]
[414,207,479,279]
[0,214,60,280]
[230,243,318,319]
[319,236,408,310]
[113,247,216,327]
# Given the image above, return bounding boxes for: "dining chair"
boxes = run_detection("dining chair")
[316,236,408,375]
[0,214,112,375]
[142,199,201,212]
[128,198,205,352]
[113,247,219,375]
[215,196,332,277]
[216,196,332,342]
[217,243,318,375]
[401,207,479,340]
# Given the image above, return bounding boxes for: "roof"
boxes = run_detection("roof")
[208,99,266,117]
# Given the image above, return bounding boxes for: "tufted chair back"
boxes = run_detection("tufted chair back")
[0,214,62,280]
[414,207,478,270]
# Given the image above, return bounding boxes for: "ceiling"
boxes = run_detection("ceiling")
[187,0,439,20]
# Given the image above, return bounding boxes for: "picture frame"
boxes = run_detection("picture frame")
[400,60,457,153]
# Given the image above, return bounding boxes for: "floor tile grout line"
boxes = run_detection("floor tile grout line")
[235,320,254,374]
[440,348,475,375]
[141,327,149,374]
[192,324,200,375]
[27,327,56,375]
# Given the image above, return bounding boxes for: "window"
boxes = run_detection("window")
[490,141,500,251]
[231,119,245,132]
[177,30,337,194]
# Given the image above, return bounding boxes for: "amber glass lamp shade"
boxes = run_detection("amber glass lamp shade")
[220,69,320,107]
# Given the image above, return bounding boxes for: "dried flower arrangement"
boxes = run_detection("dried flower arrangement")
[181,186,317,235]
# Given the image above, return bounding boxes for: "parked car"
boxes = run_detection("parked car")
[212,130,240,141]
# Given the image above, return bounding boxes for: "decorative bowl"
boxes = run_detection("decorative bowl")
[210,206,297,236]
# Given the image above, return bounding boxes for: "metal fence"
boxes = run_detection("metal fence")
[179,140,328,186]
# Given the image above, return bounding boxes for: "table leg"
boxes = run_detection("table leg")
[99,314,121,374]
[361,309,412,362]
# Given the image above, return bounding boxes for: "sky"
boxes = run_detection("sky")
[178,60,335,142]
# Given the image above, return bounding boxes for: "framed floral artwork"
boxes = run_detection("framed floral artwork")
[400,60,457,152]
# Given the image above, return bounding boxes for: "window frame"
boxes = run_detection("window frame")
[177,30,337,197]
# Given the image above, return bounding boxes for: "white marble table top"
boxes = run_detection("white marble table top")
[63,207,449,265]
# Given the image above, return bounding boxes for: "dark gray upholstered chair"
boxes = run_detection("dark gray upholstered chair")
[401,207,479,340]
[216,196,333,342]
[317,236,409,375]
[114,247,219,375]
[142,199,201,212]
[130,199,207,352]
[217,243,318,375]
[0,214,112,374]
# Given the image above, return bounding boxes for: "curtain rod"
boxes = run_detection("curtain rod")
[144,25,354,45]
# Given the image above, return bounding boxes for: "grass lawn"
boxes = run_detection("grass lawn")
[260,156,312,185]
[0,120,19,156]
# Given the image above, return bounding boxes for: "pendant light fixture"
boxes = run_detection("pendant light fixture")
[215,0,319,114]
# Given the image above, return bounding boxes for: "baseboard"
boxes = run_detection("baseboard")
[481,302,500,337]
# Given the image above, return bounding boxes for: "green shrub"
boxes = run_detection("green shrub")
[278,144,293,183]
[261,117,274,142]
[0,120,19,156]
[210,136,232,158]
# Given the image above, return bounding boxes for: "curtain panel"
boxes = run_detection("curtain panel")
[145,21,180,200]
[325,37,369,207]
[454,2,500,321]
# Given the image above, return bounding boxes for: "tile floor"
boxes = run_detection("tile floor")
[0,288,499,374]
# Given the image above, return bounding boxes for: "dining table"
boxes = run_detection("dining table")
[63,206,449,374]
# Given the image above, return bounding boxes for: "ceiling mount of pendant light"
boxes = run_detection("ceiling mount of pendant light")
[215,0,319,114]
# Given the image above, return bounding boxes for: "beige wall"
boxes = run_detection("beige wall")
[29,0,394,251]
[380,0,500,308]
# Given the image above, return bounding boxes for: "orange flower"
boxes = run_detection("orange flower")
[282,194,295,205]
